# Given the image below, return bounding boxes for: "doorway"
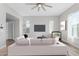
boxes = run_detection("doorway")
[6,13,19,40]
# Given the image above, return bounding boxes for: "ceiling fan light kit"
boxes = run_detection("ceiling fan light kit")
[26,3,53,12]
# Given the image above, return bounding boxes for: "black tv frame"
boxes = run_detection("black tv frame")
[34,25,45,32]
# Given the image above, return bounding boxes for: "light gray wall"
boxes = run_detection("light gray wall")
[23,16,60,38]
[59,4,79,47]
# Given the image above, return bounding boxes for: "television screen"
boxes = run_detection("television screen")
[34,25,45,32]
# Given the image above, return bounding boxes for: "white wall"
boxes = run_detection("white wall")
[13,19,19,39]
[23,16,60,38]
[0,4,6,48]
[6,19,19,40]
[59,4,79,47]
[0,4,21,48]
[7,22,14,39]
[4,4,22,37]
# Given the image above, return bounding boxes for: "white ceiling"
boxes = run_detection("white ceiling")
[5,3,74,16]
[6,13,18,21]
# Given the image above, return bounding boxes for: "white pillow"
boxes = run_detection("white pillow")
[15,36,29,45]
[30,38,55,45]
[42,38,55,45]
[30,39,42,45]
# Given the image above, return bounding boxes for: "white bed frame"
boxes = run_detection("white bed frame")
[8,42,68,56]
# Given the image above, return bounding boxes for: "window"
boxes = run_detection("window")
[68,11,79,42]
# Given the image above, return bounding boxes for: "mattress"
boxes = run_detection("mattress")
[8,42,68,56]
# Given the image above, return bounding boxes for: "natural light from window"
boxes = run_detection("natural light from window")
[68,11,79,42]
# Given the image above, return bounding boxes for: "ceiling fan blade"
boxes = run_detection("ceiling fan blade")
[41,5,46,11]
[38,7,40,12]
[44,4,52,8]
[31,5,38,10]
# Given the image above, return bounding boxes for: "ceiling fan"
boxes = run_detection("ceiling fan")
[25,3,53,11]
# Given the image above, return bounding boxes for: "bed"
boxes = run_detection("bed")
[8,39,68,56]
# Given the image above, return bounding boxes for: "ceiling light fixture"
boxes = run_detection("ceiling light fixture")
[38,4,41,7]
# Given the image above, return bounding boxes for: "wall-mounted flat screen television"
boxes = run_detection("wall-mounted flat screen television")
[34,25,45,32]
